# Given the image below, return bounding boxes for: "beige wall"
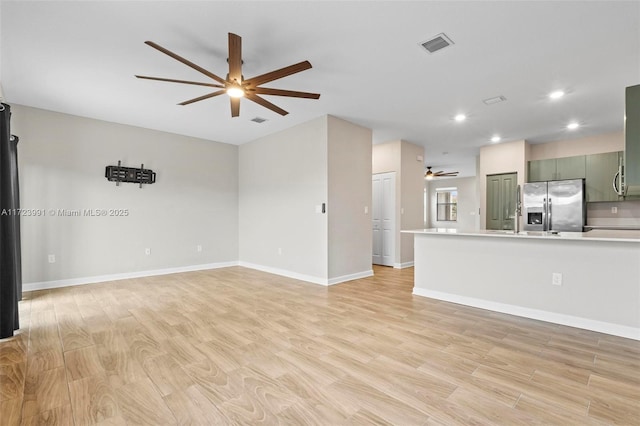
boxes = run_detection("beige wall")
[14,105,239,285]
[239,115,373,284]
[478,131,625,231]
[372,141,400,174]
[239,116,328,281]
[327,116,373,281]
[479,140,528,230]
[428,176,479,231]
[529,131,623,161]
[372,140,425,266]
[400,141,426,264]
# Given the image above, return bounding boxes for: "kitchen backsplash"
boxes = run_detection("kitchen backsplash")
[587,200,640,226]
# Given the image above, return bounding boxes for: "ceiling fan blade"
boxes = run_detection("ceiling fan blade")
[144,41,227,85]
[246,93,288,116]
[244,61,312,87]
[228,33,242,83]
[135,75,224,88]
[178,90,226,106]
[253,87,320,99]
[433,171,444,175]
[230,97,240,117]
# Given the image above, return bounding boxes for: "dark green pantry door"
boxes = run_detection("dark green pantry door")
[486,173,517,230]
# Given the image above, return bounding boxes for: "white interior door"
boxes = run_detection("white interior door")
[372,172,396,266]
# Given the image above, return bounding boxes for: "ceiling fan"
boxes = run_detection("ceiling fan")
[425,166,459,180]
[135,33,320,117]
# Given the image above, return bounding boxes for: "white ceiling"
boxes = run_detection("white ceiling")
[1,1,639,176]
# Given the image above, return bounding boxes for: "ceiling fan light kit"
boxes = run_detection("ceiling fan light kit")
[425,166,459,180]
[136,33,320,118]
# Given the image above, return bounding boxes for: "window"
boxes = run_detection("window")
[436,188,457,221]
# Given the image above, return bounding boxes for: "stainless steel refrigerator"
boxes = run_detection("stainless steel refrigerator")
[523,179,586,232]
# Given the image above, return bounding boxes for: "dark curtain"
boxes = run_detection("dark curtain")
[0,103,21,339]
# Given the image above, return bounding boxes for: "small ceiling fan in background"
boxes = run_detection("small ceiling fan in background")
[136,33,320,117]
[425,166,459,180]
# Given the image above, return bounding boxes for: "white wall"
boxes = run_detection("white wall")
[239,116,328,282]
[428,176,479,231]
[327,116,372,281]
[13,105,238,285]
[412,233,640,339]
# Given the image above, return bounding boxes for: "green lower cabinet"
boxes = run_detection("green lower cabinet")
[585,151,622,202]
[486,173,517,230]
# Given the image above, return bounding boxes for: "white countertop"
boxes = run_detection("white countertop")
[403,228,640,243]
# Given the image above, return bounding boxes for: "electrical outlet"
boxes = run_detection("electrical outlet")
[278,248,282,255]
[552,272,563,286]
[197,245,202,252]
[364,206,368,214]
[145,248,151,255]
[48,254,56,263]
[611,206,618,214]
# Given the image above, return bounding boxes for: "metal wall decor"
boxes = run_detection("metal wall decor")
[105,161,156,188]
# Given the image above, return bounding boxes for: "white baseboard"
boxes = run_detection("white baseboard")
[412,287,640,341]
[237,262,329,286]
[23,261,374,292]
[238,263,372,286]
[393,261,414,269]
[23,261,239,292]
[328,269,374,285]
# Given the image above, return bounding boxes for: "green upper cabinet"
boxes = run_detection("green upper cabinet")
[585,151,623,202]
[528,159,556,182]
[556,156,586,180]
[528,156,585,182]
[625,85,640,193]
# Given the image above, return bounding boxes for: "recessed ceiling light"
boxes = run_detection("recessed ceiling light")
[549,90,565,100]
[567,122,579,130]
[454,114,466,122]
[491,135,501,143]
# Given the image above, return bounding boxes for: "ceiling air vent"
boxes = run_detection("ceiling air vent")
[420,33,454,54]
[250,117,267,124]
[483,95,507,105]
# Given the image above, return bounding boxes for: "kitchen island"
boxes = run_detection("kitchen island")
[404,228,640,340]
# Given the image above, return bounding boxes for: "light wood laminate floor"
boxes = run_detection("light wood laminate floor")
[1,266,639,425]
